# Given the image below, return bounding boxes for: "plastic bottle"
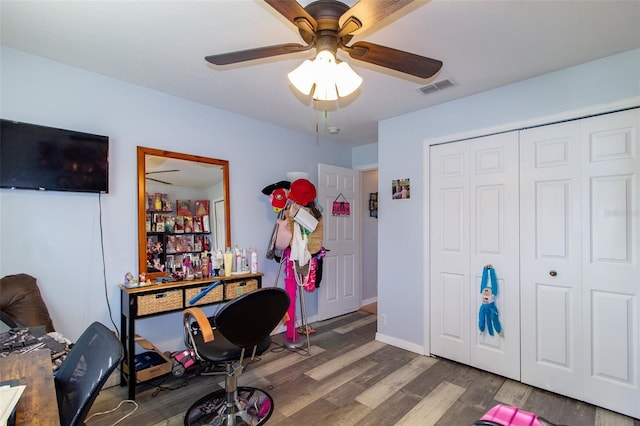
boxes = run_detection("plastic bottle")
[241,248,248,272]
[250,249,258,274]
[224,247,233,276]
[235,245,241,273]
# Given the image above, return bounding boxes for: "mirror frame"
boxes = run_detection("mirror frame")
[137,146,231,280]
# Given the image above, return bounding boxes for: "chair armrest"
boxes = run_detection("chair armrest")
[183,307,214,343]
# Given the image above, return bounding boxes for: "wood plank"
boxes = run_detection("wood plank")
[332,314,377,334]
[305,340,385,380]
[356,355,438,408]
[524,387,596,425]
[494,378,532,407]
[216,345,326,387]
[594,407,636,426]
[394,381,466,426]
[278,359,377,417]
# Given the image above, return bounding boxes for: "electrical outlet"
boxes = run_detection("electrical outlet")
[380,314,386,325]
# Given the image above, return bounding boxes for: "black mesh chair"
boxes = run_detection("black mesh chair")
[54,321,123,426]
[183,287,290,426]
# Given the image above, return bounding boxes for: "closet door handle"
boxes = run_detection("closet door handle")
[549,270,557,277]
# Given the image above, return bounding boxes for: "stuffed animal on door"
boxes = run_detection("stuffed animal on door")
[479,265,503,336]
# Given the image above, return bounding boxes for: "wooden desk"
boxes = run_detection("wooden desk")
[0,350,60,425]
[119,272,263,399]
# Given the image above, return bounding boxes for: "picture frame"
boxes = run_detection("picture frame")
[392,178,411,199]
[369,192,378,218]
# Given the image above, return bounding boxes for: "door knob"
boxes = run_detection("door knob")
[549,270,557,277]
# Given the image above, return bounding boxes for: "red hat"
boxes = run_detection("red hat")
[288,178,316,206]
[270,188,288,212]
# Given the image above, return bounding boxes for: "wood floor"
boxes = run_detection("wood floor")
[89,311,639,426]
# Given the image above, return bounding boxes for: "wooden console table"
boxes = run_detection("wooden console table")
[0,349,60,425]
[119,272,263,400]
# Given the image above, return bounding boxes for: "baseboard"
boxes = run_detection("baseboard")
[375,332,425,356]
[103,367,121,389]
[361,297,377,307]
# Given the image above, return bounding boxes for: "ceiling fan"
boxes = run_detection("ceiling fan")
[205,0,443,81]
[145,169,179,185]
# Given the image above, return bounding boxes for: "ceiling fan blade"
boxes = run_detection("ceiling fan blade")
[338,0,413,37]
[146,177,173,185]
[146,169,179,175]
[264,0,318,35]
[206,43,312,65]
[345,41,442,79]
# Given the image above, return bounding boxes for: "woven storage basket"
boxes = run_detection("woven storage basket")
[137,289,183,315]
[185,284,224,306]
[225,279,258,300]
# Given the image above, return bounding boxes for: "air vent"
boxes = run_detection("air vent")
[419,78,457,95]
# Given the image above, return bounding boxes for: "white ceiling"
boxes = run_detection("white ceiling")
[1,0,639,146]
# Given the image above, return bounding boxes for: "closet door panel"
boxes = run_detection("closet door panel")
[430,143,471,364]
[520,120,584,398]
[581,108,640,418]
[469,133,520,381]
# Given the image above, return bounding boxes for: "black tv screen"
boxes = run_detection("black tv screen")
[0,119,109,193]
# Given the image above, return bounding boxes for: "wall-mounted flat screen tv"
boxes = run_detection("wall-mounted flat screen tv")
[0,119,109,193]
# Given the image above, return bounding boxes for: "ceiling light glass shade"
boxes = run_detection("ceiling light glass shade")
[287,59,316,96]
[288,50,362,101]
[335,61,362,97]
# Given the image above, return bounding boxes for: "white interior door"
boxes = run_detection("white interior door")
[580,109,640,418]
[430,132,520,380]
[520,120,584,398]
[317,163,361,321]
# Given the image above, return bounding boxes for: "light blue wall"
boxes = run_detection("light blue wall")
[352,143,378,170]
[0,46,352,349]
[377,48,640,349]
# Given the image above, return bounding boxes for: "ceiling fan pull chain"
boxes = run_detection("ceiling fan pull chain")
[315,99,319,134]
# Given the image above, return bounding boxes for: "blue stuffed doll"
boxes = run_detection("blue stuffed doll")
[479,265,503,337]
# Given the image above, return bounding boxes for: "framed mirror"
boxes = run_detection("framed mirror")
[137,146,230,280]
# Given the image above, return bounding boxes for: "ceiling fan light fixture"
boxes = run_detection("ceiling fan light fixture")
[335,61,362,97]
[288,50,362,101]
[287,59,316,95]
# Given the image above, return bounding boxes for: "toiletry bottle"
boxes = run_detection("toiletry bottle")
[224,247,233,276]
[241,248,248,272]
[250,249,258,273]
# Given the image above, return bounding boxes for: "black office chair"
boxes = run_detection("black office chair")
[183,287,290,426]
[54,321,123,426]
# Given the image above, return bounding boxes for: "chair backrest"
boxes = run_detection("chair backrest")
[54,321,123,426]
[215,287,290,349]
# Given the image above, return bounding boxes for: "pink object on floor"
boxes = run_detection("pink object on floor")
[258,398,271,417]
[480,404,544,426]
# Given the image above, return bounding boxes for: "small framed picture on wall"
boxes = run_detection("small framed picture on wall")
[392,178,410,199]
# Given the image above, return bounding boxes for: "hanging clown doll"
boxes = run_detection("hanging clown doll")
[479,264,503,337]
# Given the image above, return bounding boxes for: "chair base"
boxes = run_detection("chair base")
[184,386,274,426]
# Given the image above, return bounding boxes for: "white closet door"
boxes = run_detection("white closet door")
[520,120,584,399]
[430,141,471,366]
[521,108,640,418]
[430,132,520,380]
[469,133,520,380]
[580,109,640,418]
